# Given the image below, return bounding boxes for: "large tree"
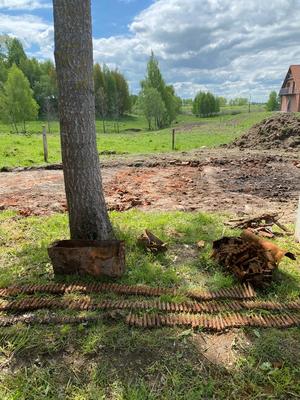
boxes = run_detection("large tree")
[192,91,220,117]
[6,37,27,68]
[266,91,279,111]
[138,87,166,130]
[141,52,180,128]
[53,0,114,240]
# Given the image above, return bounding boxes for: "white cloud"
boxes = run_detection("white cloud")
[0,0,51,10]
[93,0,300,100]
[0,13,53,58]
[1,0,300,99]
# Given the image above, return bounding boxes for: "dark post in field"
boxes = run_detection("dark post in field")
[53,0,115,241]
[172,128,175,150]
[42,125,48,162]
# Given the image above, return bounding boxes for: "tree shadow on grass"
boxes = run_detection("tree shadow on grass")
[0,242,53,287]
[259,268,300,300]
[239,327,300,399]
[0,321,234,399]
[2,316,300,400]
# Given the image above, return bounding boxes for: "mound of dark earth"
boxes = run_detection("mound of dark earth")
[230,113,300,149]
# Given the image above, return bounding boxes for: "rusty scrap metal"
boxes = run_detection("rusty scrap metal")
[226,213,290,233]
[0,281,298,332]
[187,283,256,300]
[241,230,296,262]
[0,311,299,330]
[212,230,296,286]
[137,229,167,253]
[48,239,126,278]
[125,312,300,331]
[0,282,256,300]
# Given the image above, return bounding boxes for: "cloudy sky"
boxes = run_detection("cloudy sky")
[1,0,300,100]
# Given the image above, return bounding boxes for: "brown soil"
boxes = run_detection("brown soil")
[0,149,299,222]
[230,113,300,150]
[192,331,245,368]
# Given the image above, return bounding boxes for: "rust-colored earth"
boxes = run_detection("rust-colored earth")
[0,149,299,222]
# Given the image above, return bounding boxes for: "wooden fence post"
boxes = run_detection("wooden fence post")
[42,125,48,163]
[295,196,300,242]
[172,128,175,150]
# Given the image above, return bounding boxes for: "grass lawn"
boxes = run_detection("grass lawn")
[0,209,299,399]
[0,111,273,168]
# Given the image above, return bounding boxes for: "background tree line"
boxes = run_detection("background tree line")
[1,36,276,133]
[0,36,57,132]
[0,36,131,133]
[192,91,220,117]
[93,63,131,133]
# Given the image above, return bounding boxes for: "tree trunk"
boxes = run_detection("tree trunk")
[53,0,115,240]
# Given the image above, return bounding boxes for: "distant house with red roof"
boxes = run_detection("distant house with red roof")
[279,65,300,112]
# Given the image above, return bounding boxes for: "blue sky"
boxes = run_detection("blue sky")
[1,0,300,100]
[91,0,154,38]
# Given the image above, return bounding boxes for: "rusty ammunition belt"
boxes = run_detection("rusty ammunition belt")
[1,310,299,331]
[0,282,256,300]
[1,282,299,331]
[1,297,300,314]
[125,312,300,331]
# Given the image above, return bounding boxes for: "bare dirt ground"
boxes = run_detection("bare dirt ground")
[0,148,299,222]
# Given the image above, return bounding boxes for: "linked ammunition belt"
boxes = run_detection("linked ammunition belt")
[0,311,299,331]
[0,282,299,331]
[0,282,256,300]
[126,312,300,331]
[1,297,300,314]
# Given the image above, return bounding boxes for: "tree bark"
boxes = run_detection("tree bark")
[53,0,114,240]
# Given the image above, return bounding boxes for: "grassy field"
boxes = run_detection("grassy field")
[181,103,266,115]
[0,111,273,168]
[0,210,299,399]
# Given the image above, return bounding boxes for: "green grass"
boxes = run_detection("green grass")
[0,210,299,399]
[181,103,266,115]
[0,111,273,168]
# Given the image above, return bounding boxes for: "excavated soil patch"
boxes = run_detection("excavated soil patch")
[0,151,299,222]
[230,113,300,150]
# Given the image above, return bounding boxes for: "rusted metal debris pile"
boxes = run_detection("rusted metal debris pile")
[138,223,296,287]
[212,229,296,286]
[225,212,291,238]
[0,281,300,331]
